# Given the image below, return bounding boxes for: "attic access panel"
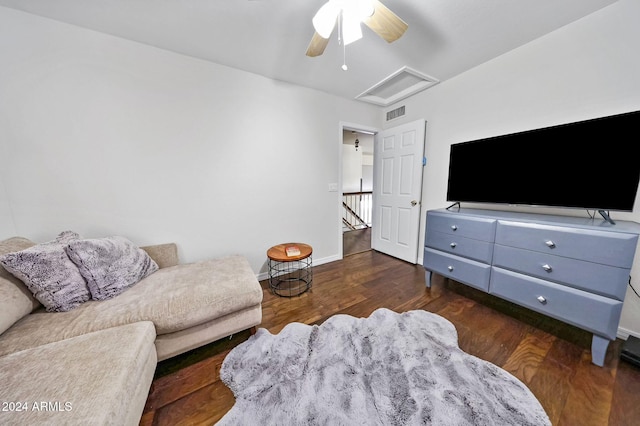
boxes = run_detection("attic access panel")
[356,66,439,106]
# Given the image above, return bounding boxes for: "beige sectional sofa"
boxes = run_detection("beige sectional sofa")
[0,236,263,425]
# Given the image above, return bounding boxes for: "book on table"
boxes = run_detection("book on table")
[285,245,300,257]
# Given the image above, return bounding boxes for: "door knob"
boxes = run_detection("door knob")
[411,200,418,206]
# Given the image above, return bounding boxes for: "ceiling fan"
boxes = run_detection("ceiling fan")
[306,0,408,57]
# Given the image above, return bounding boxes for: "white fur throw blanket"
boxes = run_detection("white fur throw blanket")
[218,308,550,425]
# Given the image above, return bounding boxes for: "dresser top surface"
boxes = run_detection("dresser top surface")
[430,208,640,235]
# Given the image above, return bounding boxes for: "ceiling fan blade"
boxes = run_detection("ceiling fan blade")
[363,0,408,43]
[306,31,330,57]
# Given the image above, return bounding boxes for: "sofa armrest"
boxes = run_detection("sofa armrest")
[141,243,179,269]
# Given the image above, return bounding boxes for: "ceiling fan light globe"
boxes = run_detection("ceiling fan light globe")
[353,0,375,19]
[313,1,341,38]
[342,12,363,45]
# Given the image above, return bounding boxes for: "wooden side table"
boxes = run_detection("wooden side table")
[267,243,313,297]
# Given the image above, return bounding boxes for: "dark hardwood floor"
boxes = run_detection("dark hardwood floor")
[343,227,371,256]
[141,250,640,426]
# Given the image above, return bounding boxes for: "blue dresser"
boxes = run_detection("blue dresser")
[423,208,640,366]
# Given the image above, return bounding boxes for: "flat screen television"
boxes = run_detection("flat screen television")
[446,109,640,217]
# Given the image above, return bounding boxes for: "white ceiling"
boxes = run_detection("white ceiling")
[0,0,618,104]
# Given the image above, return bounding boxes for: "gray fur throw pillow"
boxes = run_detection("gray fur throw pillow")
[0,231,90,312]
[65,236,159,300]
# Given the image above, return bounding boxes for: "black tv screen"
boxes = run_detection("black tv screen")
[446,110,640,211]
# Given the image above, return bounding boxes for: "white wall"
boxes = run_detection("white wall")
[388,0,640,337]
[0,6,380,274]
[342,132,363,193]
[0,68,16,237]
[0,175,16,238]
[342,131,374,193]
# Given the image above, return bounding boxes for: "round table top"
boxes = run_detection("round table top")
[267,243,313,262]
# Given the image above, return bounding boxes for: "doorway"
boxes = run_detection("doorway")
[340,124,377,258]
[338,119,426,263]
[342,129,374,256]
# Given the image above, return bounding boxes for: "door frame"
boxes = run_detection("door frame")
[338,121,379,260]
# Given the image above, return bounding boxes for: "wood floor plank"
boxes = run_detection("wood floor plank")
[558,349,617,426]
[152,382,234,426]
[139,410,154,426]
[142,250,640,425]
[501,332,555,384]
[609,356,640,425]
[463,303,534,366]
[145,350,225,411]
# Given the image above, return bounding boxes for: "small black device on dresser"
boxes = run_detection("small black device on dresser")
[621,335,640,367]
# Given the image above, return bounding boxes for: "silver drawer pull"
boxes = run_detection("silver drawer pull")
[447,266,454,272]
[537,296,547,304]
[542,264,552,272]
[545,240,556,248]
[451,225,458,231]
[450,242,457,248]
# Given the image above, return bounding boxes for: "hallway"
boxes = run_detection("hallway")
[343,227,371,256]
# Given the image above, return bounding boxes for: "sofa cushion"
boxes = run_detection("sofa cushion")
[155,305,262,361]
[141,243,179,269]
[0,321,157,426]
[65,236,159,301]
[0,237,41,334]
[0,255,263,357]
[0,231,90,313]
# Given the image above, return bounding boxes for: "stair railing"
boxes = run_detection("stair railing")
[343,191,372,230]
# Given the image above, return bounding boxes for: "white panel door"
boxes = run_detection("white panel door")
[372,119,426,263]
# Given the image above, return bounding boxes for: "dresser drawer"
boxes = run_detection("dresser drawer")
[425,230,494,263]
[493,245,629,300]
[495,221,638,268]
[424,248,491,292]
[427,211,496,242]
[490,268,623,339]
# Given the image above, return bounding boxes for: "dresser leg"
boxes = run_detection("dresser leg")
[591,335,610,366]
[425,270,432,288]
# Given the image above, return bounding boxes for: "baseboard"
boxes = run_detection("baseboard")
[617,326,640,340]
[255,254,341,282]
